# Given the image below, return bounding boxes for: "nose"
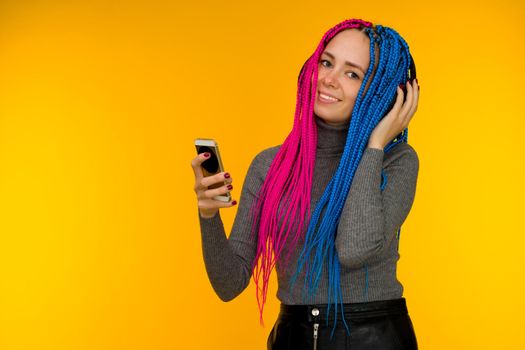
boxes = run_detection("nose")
[320,69,338,88]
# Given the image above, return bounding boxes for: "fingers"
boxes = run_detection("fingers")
[198,197,237,212]
[193,163,236,212]
[407,79,419,118]
[199,185,234,202]
[194,168,234,197]
[400,81,414,118]
[194,171,233,192]
[399,79,419,126]
[190,152,210,180]
[393,86,405,111]
[196,180,236,212]
[200,171,232,188]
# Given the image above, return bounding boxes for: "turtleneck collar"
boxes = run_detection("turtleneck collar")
[315,116,349,157]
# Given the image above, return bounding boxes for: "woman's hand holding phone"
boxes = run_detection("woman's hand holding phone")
[191,152,236,219]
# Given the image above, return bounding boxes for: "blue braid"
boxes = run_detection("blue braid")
[290,25,413,338]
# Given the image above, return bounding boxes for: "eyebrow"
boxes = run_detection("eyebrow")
[322,51,366,74]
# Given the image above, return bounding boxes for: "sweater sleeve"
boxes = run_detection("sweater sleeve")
[197,149,272,301]
[335,143,420,269]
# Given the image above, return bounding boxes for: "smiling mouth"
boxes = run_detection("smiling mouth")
[318,92,341,103]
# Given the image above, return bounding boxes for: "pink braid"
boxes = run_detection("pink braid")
[248,19,373,326]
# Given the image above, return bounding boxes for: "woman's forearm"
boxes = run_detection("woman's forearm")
[335,143,419,268]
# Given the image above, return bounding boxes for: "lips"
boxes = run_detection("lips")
[318,91,341,103]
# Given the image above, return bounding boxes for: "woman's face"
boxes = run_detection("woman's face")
[314,29,372,126]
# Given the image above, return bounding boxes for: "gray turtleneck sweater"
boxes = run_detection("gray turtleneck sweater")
[198,116,419,304]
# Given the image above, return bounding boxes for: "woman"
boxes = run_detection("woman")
[191,18,420,349]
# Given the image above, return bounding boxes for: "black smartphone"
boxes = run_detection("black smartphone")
[194,138,232,202]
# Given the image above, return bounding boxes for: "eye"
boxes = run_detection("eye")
[347,72,360,80]
[319,59,360,80]
[320,59,331,68]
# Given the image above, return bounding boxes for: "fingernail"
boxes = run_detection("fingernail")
[231,200,237,206]
[399,84,405,89]
[227,184,233,190]
[203,152,210,158]
[224,173,230,178]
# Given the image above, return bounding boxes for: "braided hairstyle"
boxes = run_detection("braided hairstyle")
[248,19,413,335]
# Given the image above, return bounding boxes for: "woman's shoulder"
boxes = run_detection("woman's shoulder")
[246,144,282,179]
[254,144,281,162]
[383,142,419,169]
[249,144,281,166]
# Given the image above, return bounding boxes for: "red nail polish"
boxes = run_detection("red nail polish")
[231,200,237,206]
[227,184,233,190]
[203,152,210,158]
[224,173,231,179]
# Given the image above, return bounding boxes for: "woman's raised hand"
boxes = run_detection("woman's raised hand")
[191,152,236,219]
[368,79,419,149]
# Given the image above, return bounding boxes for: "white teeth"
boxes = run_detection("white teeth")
[320,93,339,101]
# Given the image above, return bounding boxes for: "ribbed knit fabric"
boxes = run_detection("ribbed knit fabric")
[198,115,419,305]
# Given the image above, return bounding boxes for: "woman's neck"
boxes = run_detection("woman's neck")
[315,116,349,157]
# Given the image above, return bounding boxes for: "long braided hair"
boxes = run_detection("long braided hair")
[248,18,413,334]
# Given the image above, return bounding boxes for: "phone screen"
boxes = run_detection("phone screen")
[195,145,223,191]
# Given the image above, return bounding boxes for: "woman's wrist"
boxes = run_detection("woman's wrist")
[367,141,384,150]
[199,208,218,219]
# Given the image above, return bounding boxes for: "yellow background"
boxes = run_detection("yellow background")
[1,0,524,349]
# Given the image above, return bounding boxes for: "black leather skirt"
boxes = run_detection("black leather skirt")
[267,298,418,350]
